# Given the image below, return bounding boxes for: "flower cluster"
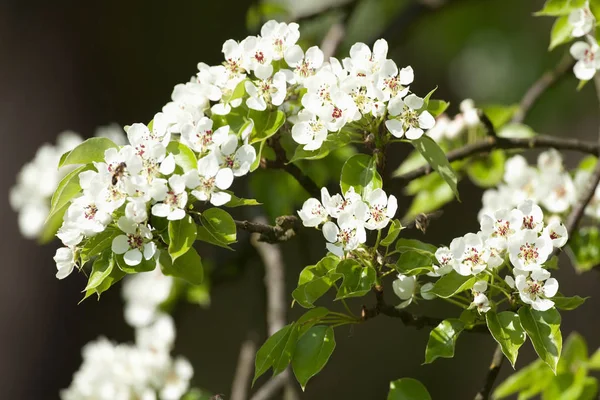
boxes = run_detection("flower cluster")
[426,99,480,143]
[285,36,435,148]
[61,315,192,400]
[479,149,600,221]
[568,2,600,80]
[297,186,397,257]
[10,126,125,240]
[433,201,564,311]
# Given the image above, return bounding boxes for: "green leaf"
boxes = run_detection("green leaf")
[395,238,437,256]
[253,324,294,384]
[200,208,237,245]
[481,104,519,129]
[59,137,119,168]
[424,319,465,364]
[430,271,476,298]
[84,250,115,291]
[387,378,432,400]
[292,326,336,390]
[381,219,403,247]
[395,251,434,275]
[115,253,156,274]
[518,306,563,373]
[403,175,455,220]
[486,311,527,368]
[290,130,360,162]
[411,135,459,199]
[272,323,300,376]
[292,275,337,309]
[166,142,197,173]
[561,332,588,371]
[297,307,331,337]
[38,202,69,244]
[549,15,573,50]
[159,247,204,285]
[223,78,247,103]
[493,359,553,399]
[80,227,119,265]
[48,165,90,221]
[248,109,286,144]
[498,123,536,139]
[334,259,376,299]
[579,377,599,400]
[426,99,449,118]
[340,153,382,196]
[196,226,233,250]
[224,193,261,207]
[168,215,198,262]
[588,348,600,370]
[553,295,589,310]
[568,227,600,272]
[81,258,126,302]
[467,150,505,188]
[535,0,586,16]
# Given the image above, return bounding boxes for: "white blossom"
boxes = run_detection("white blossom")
[507,229,552,271]
[385,94,435,139]
[570,36,600,80]
[392,274,417,308]
[515,268,559,311]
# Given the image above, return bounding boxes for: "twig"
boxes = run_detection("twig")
[511,53,574,124]
[266,134,321,199]
[564,160,600,239]
[250,216,297,400]
[231,336,258,400]
[236,216,300,244]
[249,371,289,400]
[321,23,346,60]
[473,344,504,400]
[251,216,287,335]
[562,73,600,241]
[360,285,488,333]
[396,135,599,182]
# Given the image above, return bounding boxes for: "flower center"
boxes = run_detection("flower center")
[127,233,144,250]
[519,242,539,264]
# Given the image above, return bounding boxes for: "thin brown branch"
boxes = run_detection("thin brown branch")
[251,216,287,335]
[360,285,488,333]
[249,371,289,400]
[396,135,599,182]
[473,344,505,400]
[565,160,600,240]
[236,216,299,244]
[562,73,600,241]
[321,23,346,60]
[266,134,321,199]
[512,53,574,124]
[231,336,258,400]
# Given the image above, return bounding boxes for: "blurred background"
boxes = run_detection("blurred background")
[2,0,599,398]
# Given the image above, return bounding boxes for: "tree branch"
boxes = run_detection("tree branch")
[249,216,297,400]
[230,336,258,400]
[235,216,300,244]
[396,135,599,182]
[267,134,322,199]
[563,72,600,241]
[473,344,504,400]
[511,53,574,124]
[360,285,488,333]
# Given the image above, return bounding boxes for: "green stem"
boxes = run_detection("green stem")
[374,229,382,250]
[441,296,470,309]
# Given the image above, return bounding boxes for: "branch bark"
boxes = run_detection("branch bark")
[511,53,574,124]
[236,216,300,244]
[249,216,297,400]
[361,285,488,333]
[396,135,599,182]
[473,344,504,400]
[230,337,258,400]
